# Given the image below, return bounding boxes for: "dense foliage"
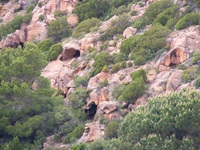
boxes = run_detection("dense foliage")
[47,16,71,43]
[105,88,200,149]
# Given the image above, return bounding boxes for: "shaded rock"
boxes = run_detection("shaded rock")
[86,87,109,107]
[67,13,78,27]
[156,26,200,70]
[61,40,81,61]
[79,32,101,52]
[166,69,183,92]
[149,70,172,96]
[41,60,74,94]
[87,72,110,91]
[96,101,121,120]
[123,27,137,38]
[78,121,104,143]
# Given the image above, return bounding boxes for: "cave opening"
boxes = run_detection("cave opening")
[85,103,97,120]
[60,49,80,61]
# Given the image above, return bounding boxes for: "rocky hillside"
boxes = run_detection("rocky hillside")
[0,0,200,149]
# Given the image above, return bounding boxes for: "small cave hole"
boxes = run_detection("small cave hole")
[85,103,97,120]
[73,50,80,58]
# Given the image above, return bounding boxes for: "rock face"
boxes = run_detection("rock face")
[0,25,27,49]
[67,13,79,27]
[78,121,105,143]
[156,26,200,71]
[123,27,137,38]
[61,40,81,61]
[41,60,74,94]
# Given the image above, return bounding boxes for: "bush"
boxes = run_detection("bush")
[112,88,200,149]
[118,77,145,103]
[73,0,110,21]
[63,124,84,144]
[71,143,86,150]
[72,18,100,38]
[74,76,89,87]
[38,2,42,7]
[175,13,200,30]
[100,40,109,51]
[105,121,119,139]
[47,16,71,43]
[99,79,108,87]
[87,139,104,150]
[26,3,36,13]
[111,63,121,73]
[39,14,45,21]
[131,11,137,16]
[131,69,147,82]
[134,55,145,66]
[0,13,32,40]
[54,10,67,18]
[112,84,127,100]
[38,38,53,52]
[177,64,187,70]
[90,52,113,77]
[192,51,200,64]
[194,77,200,88]
[102,14,131,41]
[47,43,63,61]
[181,66,200,82]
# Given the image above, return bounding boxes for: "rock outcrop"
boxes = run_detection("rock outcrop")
[156,26,200,71]
[78,121,105,143]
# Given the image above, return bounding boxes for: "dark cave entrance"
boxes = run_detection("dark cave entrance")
[85,103,97,119]
[60,49,80,61]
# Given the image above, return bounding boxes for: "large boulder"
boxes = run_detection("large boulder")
[67,13,78,27]
[123,27,137,39]
[87,72,110,91]
[78,121,105,143]
[156,26,200,71]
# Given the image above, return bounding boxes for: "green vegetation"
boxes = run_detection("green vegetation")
[101,14,131,41]
[47,43,63,61]
[131,69,147,82]
[73,0,110,21]
[0,44,68,149]
[0,13,32,40]
[105,121,119,139]
[72,18,100,38]
[181,65,200,82]
[38,38,53,52]
[175,13,200,30]
[104,88,200,149]
[90,52,113,77]
[39,14,45,21]
[120,23,170,62]
[47,16,71,43]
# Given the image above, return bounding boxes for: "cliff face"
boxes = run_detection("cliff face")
[0,0,200,149]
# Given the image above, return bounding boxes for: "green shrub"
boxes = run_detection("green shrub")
[118,77,145,103]
[105,121,119,139]
[194,77,200,88]
[100,40,109,51]
[73,0,110,21]
[131,69,147,82]
[131,11,137,16]
[47,43,63,61]
[192,51,200,64]
[72,18,100,38]
[111,89,200,149]
[38,38,53,52]
[71,143,86,150]
[177,64,187,70]
[181,66,200,82]
[47,16,71,43]
[102,14,131,41]
[26,3,36,13]
[134,55,145,66]
[90,52,113,77]
[99,79,108,87]
[39,14,45,21]
[175,13,200,30]
[38,2,42,7]
[0,13,32,40]
[111,63,121,73]
[63,124,84,144]
[127,61,133,67]
[143,0,174,24]
[74,76,89,87]
[112,84,127,100]
[112,53,127,63]
[54,10,67,18]
[87,139,104,150]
